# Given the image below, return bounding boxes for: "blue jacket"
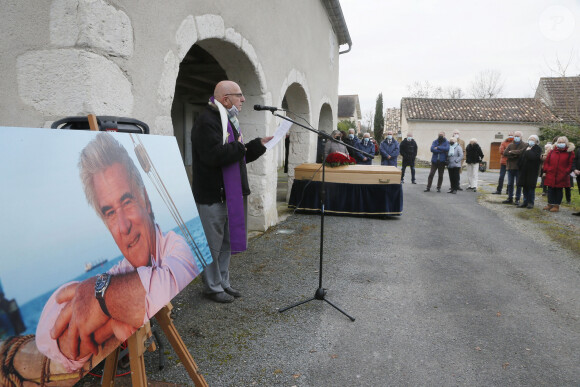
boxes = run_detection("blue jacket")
[355,139,375,165]
[430,138,450,164]
[379,139,400,166]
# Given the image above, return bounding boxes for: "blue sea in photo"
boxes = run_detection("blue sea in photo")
[0,216,210,339]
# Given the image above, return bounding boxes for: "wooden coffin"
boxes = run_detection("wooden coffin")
[294,163,401,184]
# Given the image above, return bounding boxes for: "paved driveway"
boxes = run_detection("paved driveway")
[119,167,579,387]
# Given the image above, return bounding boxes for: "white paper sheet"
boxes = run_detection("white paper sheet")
[265,119,292,150]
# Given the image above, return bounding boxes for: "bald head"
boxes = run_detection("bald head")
[214,80,245,112]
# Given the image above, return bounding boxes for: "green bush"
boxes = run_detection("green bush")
[539,123,580,146]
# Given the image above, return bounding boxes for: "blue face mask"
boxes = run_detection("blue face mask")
[528,140,535,146]
[407,137,413,141]
[557,143,566,149]
[387,135,393,140]
[514,136,521,142]
[363,138,370,144]
[348,134,354,139]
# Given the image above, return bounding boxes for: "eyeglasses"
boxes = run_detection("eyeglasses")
[225,93,244,98]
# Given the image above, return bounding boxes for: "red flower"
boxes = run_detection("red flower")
[325,152,356,167]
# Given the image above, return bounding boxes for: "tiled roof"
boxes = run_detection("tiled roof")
[338,95,361,118]
[535,76,580,125]
[401,98,559,123]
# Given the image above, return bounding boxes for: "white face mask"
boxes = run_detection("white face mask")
[454,134,459,139]
[227,105,240,117]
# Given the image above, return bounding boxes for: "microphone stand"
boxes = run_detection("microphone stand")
[270,111,374,322]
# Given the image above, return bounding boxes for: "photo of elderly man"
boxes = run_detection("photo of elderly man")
[36,133,201,372]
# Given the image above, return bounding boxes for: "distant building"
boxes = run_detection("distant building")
[384,108,401,137]
[535,76,580,126]
[338,95,362,132]
[400,98,558,169]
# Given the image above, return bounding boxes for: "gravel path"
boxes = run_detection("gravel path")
[78,168,580,386]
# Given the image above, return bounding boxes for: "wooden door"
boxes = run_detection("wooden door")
[489,142,501,169]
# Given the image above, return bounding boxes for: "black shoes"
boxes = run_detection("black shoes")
[207,291,234,303]
[224,287,242,298]
[424,188,430,192]
[502,199,513,204]
[514,200,520,205]
[517,202,528,208]
[412,181,417,184]
[436,187,441,192]
[457,187,463,191]
[492,191,501,195]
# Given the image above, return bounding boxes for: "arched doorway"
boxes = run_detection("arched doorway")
[171,39,272,230]
[280,83,311,201]
[171,44,226,182]
[317,103,333,162]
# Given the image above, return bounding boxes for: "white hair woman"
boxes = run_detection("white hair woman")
[324,129,349,159]
[465,138,484,191]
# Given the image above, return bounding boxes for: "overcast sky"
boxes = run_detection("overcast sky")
[338,0,580,120]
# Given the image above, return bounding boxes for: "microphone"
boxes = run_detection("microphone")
[254,104,285,112]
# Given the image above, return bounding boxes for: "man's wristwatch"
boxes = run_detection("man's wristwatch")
[95,273,112,317]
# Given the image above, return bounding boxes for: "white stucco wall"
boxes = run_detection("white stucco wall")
[401,111,541,166]
[0,0,342,231]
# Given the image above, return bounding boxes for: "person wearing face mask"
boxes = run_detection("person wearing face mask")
[539,143,553,196]
[465,138,484,191]
[379,130,400,167]
[452,130,466,190]
[515,135,542,209]
[502,130,527,205]
[425,131,450,192]
[446,137,463,194]
[343,128,360,158]
[324,129,349,159]
[542,136,575,212]
[399,132,418,183]
[191,80,273,303]
[492,131,515,194]
[354,132,375,165]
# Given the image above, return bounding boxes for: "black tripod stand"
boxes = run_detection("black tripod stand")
[273,113,373,322]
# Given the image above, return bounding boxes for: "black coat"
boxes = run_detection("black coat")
[465,143,484,164]
[399,138,417,162]
[191,105,266,204]
[517,144,542,189]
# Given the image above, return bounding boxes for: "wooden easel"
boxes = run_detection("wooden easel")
[88,115,208,387]
[100,303,207,387]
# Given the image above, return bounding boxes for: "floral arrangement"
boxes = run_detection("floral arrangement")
[325,152,356,167]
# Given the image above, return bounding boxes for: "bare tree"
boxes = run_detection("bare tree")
[406,81,443,98]
[364,109,374,134]
[470,69,504,98]
[445,86,464,99]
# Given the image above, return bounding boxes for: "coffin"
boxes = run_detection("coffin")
[289,163,403,216]
[294,163,401,185]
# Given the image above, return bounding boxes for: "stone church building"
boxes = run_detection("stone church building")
[0,0,351,232]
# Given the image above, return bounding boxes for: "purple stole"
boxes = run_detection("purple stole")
[210,97,247,254]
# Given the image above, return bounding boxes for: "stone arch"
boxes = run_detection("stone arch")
[165,14,276,231]
[317,98,334,162]
[278,73,312,200]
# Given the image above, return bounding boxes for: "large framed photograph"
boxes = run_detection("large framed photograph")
[0,127,211,385]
